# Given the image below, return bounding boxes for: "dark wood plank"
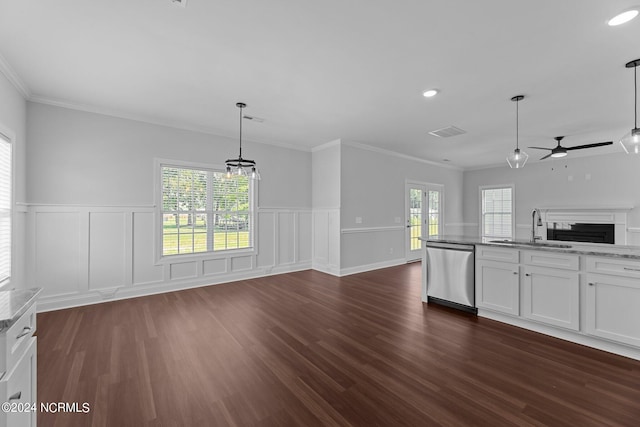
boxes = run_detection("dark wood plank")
[36,263,640,426]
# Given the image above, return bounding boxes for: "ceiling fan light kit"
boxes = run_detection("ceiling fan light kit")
[619,58,640,155]
[506,95,529,168]
[225,102,261,180]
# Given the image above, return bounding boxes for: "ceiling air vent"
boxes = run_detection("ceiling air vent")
[428,126,466,138]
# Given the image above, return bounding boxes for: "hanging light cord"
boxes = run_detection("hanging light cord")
[515,98,520,150]
[238,104,243,158]
[635,64,638,129]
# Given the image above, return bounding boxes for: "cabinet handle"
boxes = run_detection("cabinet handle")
[8,391,21,401]
[623,267,640,272]
[525,273,530,277]
[16,326,32,340]
[588,282,595,286]
[512,271,518,275]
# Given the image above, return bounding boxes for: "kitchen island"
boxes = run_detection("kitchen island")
[420,236,640,360]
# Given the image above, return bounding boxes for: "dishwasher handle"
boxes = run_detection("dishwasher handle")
[426,242,475,252]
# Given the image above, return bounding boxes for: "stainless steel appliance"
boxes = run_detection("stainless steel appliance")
[426,242,476,313]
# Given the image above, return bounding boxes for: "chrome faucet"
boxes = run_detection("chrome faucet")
[531,208,541,242]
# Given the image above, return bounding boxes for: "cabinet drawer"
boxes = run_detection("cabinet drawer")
[476,246,519,263]
[0,303,37,377]
[586,256,640,279]
[0,337,37,427]
[522,251,579,270]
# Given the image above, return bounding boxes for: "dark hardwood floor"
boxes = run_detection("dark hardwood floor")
[36,263,640,426]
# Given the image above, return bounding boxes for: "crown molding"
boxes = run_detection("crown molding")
[0,52,30,98]
[28,95,312,153]
[311,139,342,152]
[341,140,462,170]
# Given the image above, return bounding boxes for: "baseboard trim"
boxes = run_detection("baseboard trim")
[478,309,640,361]
[339,258,406,277]
[37,262,312,313]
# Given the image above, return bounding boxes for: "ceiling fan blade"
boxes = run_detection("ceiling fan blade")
[539,153,552,160]
[528,146,552,150]
[565,141,613,150]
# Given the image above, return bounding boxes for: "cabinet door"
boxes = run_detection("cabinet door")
[586,274,640,348]
[475,260,519,315]
[0,338,37,427]
[522,266,579,331]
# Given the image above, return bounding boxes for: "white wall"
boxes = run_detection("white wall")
[339,142,464,273]
[0,71,27,290]
[463,153,640,244]
[311,141,341,274]
[26,103,313,310]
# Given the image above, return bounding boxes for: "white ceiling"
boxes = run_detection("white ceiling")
[1,0,639,169]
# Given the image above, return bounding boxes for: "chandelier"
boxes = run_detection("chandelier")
[226,102,260,179]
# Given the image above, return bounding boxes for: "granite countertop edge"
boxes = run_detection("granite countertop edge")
[418,236,640,260]
[0,287,43,332]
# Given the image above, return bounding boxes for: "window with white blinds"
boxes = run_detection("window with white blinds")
[160,163,254,257]
[0,132,11,284]
[481,186,513,239]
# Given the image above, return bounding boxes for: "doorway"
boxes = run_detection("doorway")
[406,182,443,261]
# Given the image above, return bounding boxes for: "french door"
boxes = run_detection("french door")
[406,182,443,261]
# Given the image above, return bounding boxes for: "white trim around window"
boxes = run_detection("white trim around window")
[154,158,258,264]
[0,126,14,289]
[479,184,515,240]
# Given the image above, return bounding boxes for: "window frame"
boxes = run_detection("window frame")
[154,158,258,263]
[0,127,13,289]
[479,184,515,240]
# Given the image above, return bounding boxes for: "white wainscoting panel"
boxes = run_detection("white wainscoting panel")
[312,208,340,275]
[231,255,253,272]
[132,211,163,285]
[256,211,275,268]
[27,205,313,312]
[298,212,312,263]
[170,261,198,280]
[34,211,83,296]
[89,212,127,290]
[203,258,227,276]
[278,212,296,265]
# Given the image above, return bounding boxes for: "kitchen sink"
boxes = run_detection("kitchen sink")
[489,240,573,249]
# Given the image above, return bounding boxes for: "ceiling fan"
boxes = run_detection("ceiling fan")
[528,136,613,160]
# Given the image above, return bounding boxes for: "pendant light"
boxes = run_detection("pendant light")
[619,59,640,155]
[506,95,529,168]
[225,102,261,179]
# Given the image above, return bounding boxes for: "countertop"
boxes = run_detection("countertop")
[0,288,42,331]
[418,235,640,260]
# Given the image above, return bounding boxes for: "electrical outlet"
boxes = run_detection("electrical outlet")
[389,247,394,254]
[355,217,362,224]
[394,217,401,223]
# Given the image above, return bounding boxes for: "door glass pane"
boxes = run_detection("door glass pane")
[428,190,440,237]
[410,188,422,250]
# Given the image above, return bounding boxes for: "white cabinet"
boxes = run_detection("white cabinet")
[586,257,640,348]
[0,339,37,427]
[522,265,579,331]
[521,251,580,331]
[475,248,520,315]
[0,294,39,427]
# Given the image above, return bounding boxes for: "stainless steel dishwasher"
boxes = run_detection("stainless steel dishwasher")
[426,242,476,313]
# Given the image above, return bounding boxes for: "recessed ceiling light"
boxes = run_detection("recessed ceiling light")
[608,9,639,26]
[423,89,439,98]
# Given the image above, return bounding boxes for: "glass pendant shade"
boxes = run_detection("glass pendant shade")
[621,59,640,155]
[619,128,640,154]
[507,148,528,168]
[507,95,527,168]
